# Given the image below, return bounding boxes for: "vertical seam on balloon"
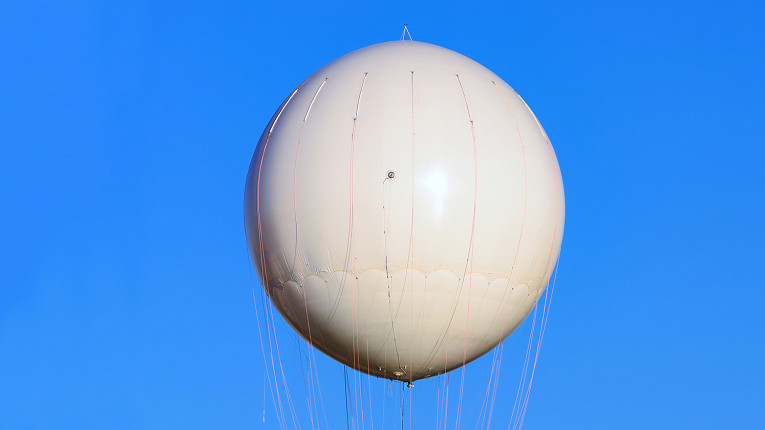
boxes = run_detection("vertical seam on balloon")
[256,86,299,430]
[388,75,416,379]
[382,174,402,375]
[409,70,415,383]
[258,86,299,290]
[326,73,367,329]
[349,73,367,428]
[417,74,477,393]
[455,73,478,430]
[489,83,529,343]
[382,175,391,372]
[374,75,404,376]
[293,77,328,430]
[304,79,326,121]
[419,75,477,375]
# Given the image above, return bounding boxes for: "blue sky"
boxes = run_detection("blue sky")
[2,1,764,428]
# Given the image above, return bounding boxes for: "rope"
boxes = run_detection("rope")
[508,299,538,430]
[345,367,351,430]
[401,383,405,430]
[517,261,560,429]
[246,259,283,429]
[265,296,302,430]
[400,24,413,41]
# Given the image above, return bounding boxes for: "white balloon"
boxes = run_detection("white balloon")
[245,41,564,382]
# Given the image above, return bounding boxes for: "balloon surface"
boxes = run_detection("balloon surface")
[245,41,564,382]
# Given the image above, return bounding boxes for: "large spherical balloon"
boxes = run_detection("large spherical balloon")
[245,41,564,382]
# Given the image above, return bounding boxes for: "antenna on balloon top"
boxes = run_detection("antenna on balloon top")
[400,24,413,41]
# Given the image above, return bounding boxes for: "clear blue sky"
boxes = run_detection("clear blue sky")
[2,1,764,429]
